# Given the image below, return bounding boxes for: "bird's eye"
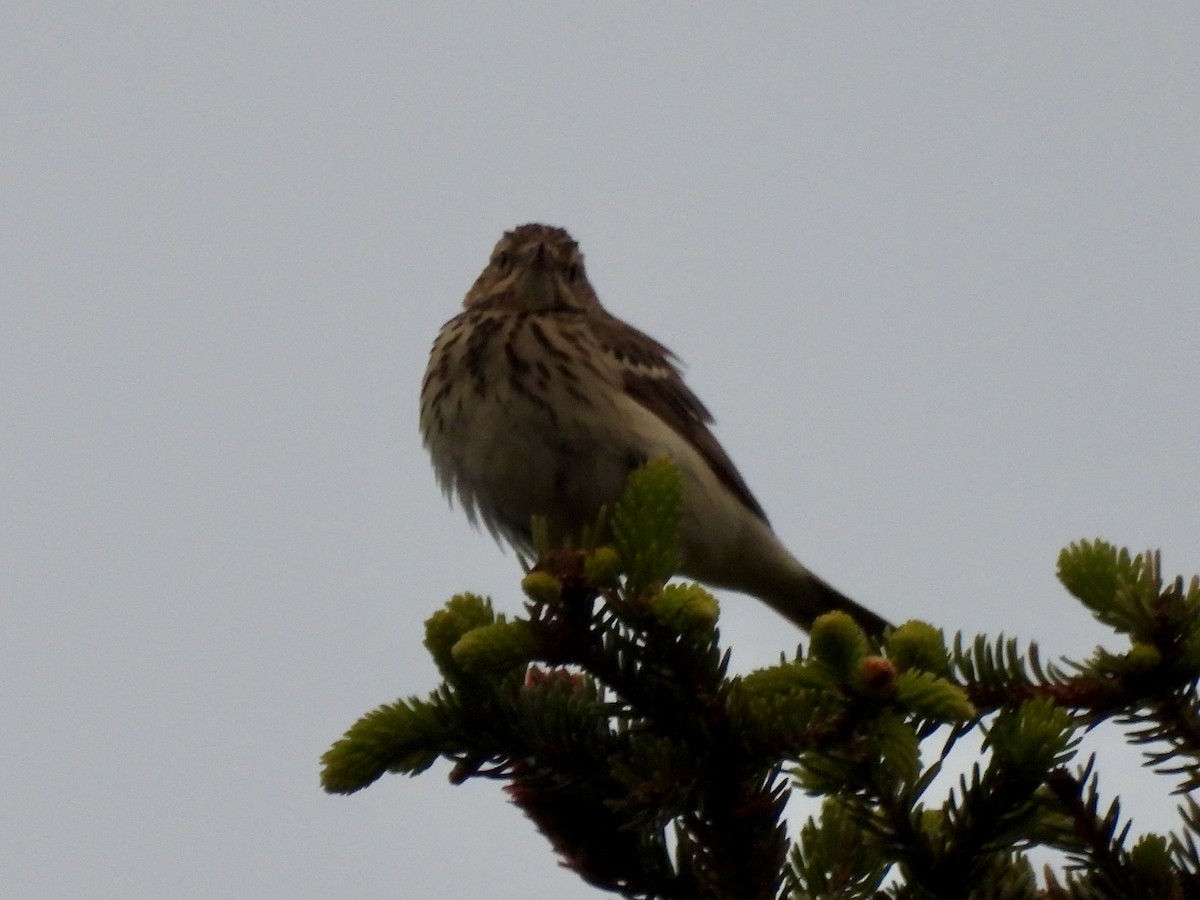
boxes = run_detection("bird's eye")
[494,250,513,270]
[565,262,584,282]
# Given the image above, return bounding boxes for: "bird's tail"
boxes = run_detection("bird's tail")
[762,569,893,641]
[681,513,892,640]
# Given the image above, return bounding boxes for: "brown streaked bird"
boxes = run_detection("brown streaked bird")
[419,223,891,637]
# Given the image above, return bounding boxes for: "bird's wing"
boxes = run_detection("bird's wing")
[589,313,769,523]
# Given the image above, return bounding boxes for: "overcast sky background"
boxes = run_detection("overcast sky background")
[3,6,1198,898]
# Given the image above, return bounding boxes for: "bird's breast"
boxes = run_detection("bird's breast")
[420,312,632,547]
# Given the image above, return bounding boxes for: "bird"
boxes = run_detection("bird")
[419,223,891,638]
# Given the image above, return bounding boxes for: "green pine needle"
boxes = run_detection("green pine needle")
[610,457,683,592]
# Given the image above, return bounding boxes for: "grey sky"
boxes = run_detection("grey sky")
[3,6,1198,898]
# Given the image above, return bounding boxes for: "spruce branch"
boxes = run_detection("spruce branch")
[321,470,1200,898]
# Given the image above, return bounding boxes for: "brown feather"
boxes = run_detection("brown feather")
[588,313,769,523]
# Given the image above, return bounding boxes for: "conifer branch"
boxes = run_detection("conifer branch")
[321,468,1200,898]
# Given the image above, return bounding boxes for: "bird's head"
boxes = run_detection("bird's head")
[464,223,602,313]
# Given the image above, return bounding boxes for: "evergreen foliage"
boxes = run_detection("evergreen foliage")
[322,462,1200,898]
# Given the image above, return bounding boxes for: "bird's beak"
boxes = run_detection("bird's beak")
[517,245,559,308]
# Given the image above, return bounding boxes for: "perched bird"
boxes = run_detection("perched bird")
[420,223,891,637]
